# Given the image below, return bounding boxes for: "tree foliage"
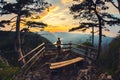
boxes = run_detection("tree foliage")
[0,20,10,28]
[20,21,47,32]
[70,0,120,30]
[0,0,50,14]
[0,0,49,29]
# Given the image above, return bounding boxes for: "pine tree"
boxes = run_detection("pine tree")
[0,0,50,64]
[70,0,120,60]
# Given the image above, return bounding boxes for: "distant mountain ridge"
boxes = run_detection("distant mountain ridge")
[38,31,113,46]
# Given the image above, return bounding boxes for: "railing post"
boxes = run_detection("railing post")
[85,48,88,56]
[69,42,72,51]
[42,43,45,56]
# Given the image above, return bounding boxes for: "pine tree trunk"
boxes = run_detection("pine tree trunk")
[91,26,94,46]
[96,18,102,60]
[15,6,25,65]
[93,3,102,60]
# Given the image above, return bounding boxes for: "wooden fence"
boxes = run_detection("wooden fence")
[19,42,97,72]
[19,43,45,68]
[45,42,98,60]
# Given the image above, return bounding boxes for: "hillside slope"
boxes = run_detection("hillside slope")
[0,31,54,79]
[0,31,53,66]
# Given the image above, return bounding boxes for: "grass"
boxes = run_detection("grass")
[0,66,20,80]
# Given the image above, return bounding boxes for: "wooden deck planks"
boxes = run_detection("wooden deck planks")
[50,57,84,69]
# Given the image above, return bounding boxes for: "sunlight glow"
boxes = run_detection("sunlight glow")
[44,25,70,32]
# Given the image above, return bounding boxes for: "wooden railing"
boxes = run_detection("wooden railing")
[19,43,45,68]
[45,42,98,60]
[19,42,97,72]
[71,43,98,60]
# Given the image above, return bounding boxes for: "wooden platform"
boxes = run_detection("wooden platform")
[50,57,84,69]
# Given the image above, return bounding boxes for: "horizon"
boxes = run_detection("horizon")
[39,30,116,38]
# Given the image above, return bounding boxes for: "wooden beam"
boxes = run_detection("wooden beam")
[22,47,45,68]
[23,50,45,74]
[19,43,45,61]
[50,57,84,69]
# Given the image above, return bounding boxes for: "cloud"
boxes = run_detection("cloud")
[19,5,59,23]
[44,25,70,32]
[5,0,16,3]
[39,5,60,20]
[61,0,73,4]
[41,5,80,26]
[105,2,119,14]
[61,0,84,4]
[60,18,66,20]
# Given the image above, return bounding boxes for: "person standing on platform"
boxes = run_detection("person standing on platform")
[56,38,61,58]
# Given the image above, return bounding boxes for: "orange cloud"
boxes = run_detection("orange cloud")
[61,0,84,4]
[39,5,59,20]
[44,25,70,32]
[29,27,41,32]
[23,5,59,22]
[23,25,70,32]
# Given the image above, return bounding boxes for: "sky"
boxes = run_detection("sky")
[35,0,120,37]
[40,0,81,32]
[0,0,120,37]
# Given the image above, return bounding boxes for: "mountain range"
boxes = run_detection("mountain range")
[38,31,113,47]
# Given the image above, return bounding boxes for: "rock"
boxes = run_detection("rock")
[0,68,3,70]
